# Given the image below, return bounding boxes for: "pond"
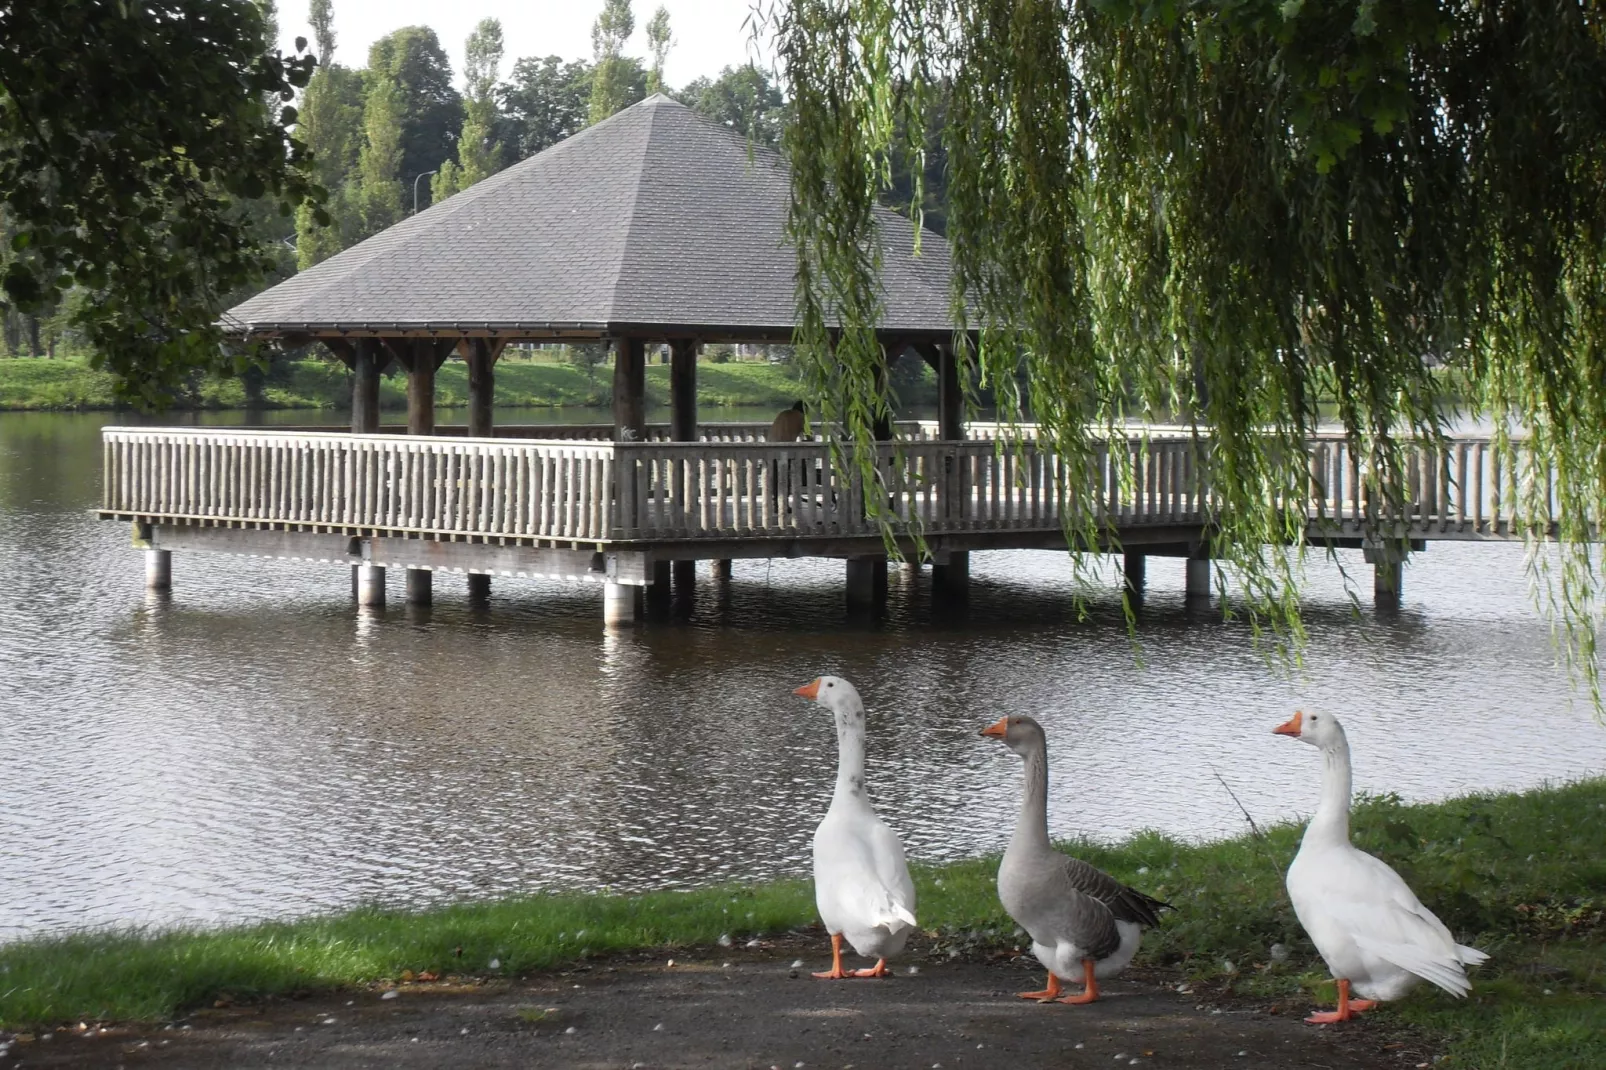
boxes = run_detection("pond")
[2,408,1603,941]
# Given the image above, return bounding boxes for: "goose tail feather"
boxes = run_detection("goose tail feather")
[1352,933,1474,998]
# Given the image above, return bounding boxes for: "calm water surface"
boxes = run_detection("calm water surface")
[2,408,1604,942]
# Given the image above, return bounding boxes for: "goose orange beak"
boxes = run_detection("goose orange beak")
[980,716,1009,738]
[1273,711,1303,737]
[794,679,821,700]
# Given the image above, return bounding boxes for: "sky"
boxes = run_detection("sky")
[278,0,772,92]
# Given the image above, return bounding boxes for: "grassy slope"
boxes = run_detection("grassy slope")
[1,780,1600,1067]
[0,358,929,412]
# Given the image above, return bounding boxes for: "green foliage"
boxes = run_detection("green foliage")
[294,63,366,268]
[366,27,463,213]
[438,18,508,198]
[681,65,787,149]
[498,56,595,160]
[590,0,644,123]
[645,6,673,95]
[357,76,405,233]
[0,1,320,407]
[308,0,335,66]
[0,356,822,412]
[771,0,1606,689]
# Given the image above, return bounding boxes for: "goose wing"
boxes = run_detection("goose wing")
[1058,855,1172,929]
[865,816,917,923]
[1325,848,1477,996]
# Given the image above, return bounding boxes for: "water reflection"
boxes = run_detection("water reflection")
[1,410,1603,941]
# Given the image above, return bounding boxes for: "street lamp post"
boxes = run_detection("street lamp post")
[413,170,438,216]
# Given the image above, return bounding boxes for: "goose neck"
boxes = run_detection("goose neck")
[831,704,868,803]
[1305,731,1353,846]
[1010,740,1054,854]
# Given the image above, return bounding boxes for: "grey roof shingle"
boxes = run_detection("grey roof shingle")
[224,94,957,338]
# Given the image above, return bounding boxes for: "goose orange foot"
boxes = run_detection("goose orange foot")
[1052,959,1100,1005]
[1018,971,1063,1001]
[1020,960,1100,1004]
[851,959,890,978]
[812,933,854,980]
[1305,979,1377,1024]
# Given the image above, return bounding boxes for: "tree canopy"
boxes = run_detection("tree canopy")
[500,56,596,161]
[679,64,787,149]
[771,1,1606,682]
[366,27,462,213]
[0,0,319,404]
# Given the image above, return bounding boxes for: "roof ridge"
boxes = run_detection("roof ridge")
[603,100,666,326]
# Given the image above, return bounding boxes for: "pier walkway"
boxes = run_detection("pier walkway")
[100,421,1541,621]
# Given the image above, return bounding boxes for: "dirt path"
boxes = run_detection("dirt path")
[4,938,1436,1069]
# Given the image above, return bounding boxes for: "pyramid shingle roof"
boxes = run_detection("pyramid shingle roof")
[224,94,957,341]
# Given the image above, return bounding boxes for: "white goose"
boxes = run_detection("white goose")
[1275,710,1488,1023]
[982,715,1169,1005]
[794,675,917,979]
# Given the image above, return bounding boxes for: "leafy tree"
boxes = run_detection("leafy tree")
[590,0,641,122]
[357,75,405,233]
[293,54,366,267]
[434,18,507,202]
[682,64,786,148]
[774,0,1606,688]
[645,6,673,95]
[308,0,336,65]
[367,27,462,212]
[498,56,594,160]
[0,0,319,404]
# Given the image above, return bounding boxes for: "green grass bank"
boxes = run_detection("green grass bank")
[1,778,1600,1068]
[0,356,887,413]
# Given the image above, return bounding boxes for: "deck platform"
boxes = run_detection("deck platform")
[100,423,1543,619]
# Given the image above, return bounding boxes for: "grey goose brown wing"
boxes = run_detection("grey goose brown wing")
[1058,855,1172,929]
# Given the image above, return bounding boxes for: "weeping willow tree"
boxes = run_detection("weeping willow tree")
[768,0,1606,680]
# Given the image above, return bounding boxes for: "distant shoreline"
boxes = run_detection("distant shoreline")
[0,356,928,413]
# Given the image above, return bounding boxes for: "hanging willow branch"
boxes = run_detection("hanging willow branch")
[767,0,1606,693]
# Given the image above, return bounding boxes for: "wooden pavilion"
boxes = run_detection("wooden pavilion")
[97,96,1508,618]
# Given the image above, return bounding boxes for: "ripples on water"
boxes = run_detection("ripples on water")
[2,410,1604,941]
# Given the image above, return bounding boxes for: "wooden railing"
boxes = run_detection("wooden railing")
[102,427,1552,545]
[102,428,617,541]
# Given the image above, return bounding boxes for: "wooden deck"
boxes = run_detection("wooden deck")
[102,427,1544,555]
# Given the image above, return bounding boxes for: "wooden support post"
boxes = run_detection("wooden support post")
[603,581,639,626]
[465,339,502,439]
[670,339,698,442]
[612,335,647,442]
[1122,551,1146,597]
[467,573,491,599]
[1374,559,1403,605]
[921,342,963,441]
[390,338,453,594]
[932,550,969,599]
[1185,555,1211,602]
[406,567,432,606]
[846,555,889,609]
[669,339,698,588]
[145,549,171,590]
[356,564,386,607]
[1363,539,1407,608]
[645,560,672,615]
[349,338,383,434]
[403,340,437,436]
[874,339,905,441]
[339,339,385,597]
